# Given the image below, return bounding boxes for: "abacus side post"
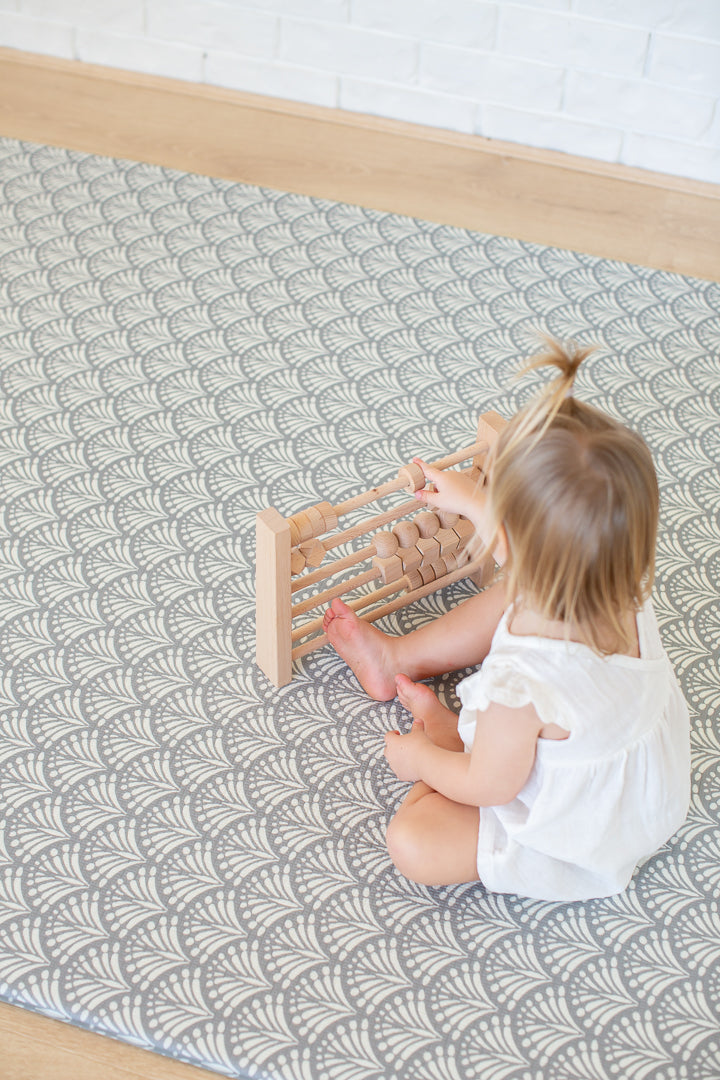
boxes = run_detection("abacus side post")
[476,411,507,459]
[255,507,292,688]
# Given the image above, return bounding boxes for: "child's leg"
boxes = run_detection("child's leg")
[386,673,479,886]
[324,579,507,701]
[386,786,480,886]
[395,672,463,751]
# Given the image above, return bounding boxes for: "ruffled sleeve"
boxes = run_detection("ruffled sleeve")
[457,656,571,732]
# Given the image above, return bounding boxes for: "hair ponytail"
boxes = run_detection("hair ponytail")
[501,337,594,456]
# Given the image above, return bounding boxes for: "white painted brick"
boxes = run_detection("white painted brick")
[481,104,623,161]
[243,0,349,20]
[205,51,338,107]
[351,0,497,50]
[19,0,142,33]
[279,17,417,81]
[575,0,720,41]
[708,103,720,150]
[498,5,649,76]
[147,0,276,57]
[622,132,720,184]
[649,34,720,97]
[340,77,476,132]
[508,0,570,9]
[656,4,720,40]
[0,12,73,55]
[572,0,673,31]
[75,29,205,82]
[565,70,716,142]
[420,44,563,111]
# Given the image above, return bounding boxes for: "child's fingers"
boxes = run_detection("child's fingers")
[412,457,442,483]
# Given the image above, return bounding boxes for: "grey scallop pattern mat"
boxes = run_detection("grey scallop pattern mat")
[0,136,719,1080]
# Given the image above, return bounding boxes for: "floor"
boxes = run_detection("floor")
[0,46,718,1080]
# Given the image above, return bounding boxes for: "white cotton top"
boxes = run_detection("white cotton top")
[456,600,690,902]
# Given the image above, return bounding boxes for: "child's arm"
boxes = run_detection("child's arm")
[384,701,542,807]
[413,458,487,529]
[413,458,506,566]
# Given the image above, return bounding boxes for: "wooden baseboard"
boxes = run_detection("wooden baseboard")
[1,47,718,280]
[0,1001,210,1080]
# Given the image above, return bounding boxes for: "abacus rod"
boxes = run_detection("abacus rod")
[291,576,405,643]
[293,465,479,594]
[323,498,418,553]
[291,543,372,594]
[332,476,406,518]
[328,438,489,520]
[358,557,485,625]
[291,567,378,621]
[427,438,489,474]
[291,556,486,662]
[292,632,330,661]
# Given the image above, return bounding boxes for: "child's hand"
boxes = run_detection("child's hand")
[413,459,486,524]
[384,720,429,782]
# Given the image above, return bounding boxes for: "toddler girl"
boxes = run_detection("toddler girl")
[323,340,690,902]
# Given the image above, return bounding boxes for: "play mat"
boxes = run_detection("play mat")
[0,137,719,1080]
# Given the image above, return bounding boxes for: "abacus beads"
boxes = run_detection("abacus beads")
[415,511,440,538]
[392,520,419,548]
[397,461,426,493]
[288,501,337,544]
[373,531,399,558]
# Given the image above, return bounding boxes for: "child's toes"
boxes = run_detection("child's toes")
[395,673,431,713]
[395,673,414,700]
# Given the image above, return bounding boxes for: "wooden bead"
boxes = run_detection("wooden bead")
[372,554,404,584]
[415,511,440,538]
[298,538,325,568]
[397,462,426,493]
[288,505,327,544]
[288,511,315,545]
[429,558,449,580]
[442,551,459,574]
[373,530,399,558]
[417,536,441,564]
[437,510,459,528]
[436,527,460,555]
[393,520,420,547]
[453,518,475,546]
[404,568,423,593]
[290,549,307,575]
[398,545,422,571]
[418,564,438,585]
[314,500,338,531]
[306,505,326,534]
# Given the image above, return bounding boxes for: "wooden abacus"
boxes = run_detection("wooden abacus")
[255,411,506,687]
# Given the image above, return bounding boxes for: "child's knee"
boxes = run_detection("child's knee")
[388,812,423,881]
[386,809,430,883]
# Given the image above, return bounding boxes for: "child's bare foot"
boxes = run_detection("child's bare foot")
[323,598,399,701]
[395,674,464,751]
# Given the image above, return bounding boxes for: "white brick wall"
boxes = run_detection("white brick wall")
[2,0,719,183]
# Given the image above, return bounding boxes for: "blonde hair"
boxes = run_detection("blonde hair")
[487,339,659,655]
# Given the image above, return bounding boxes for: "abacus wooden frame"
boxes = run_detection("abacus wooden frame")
[255,411,507,687]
